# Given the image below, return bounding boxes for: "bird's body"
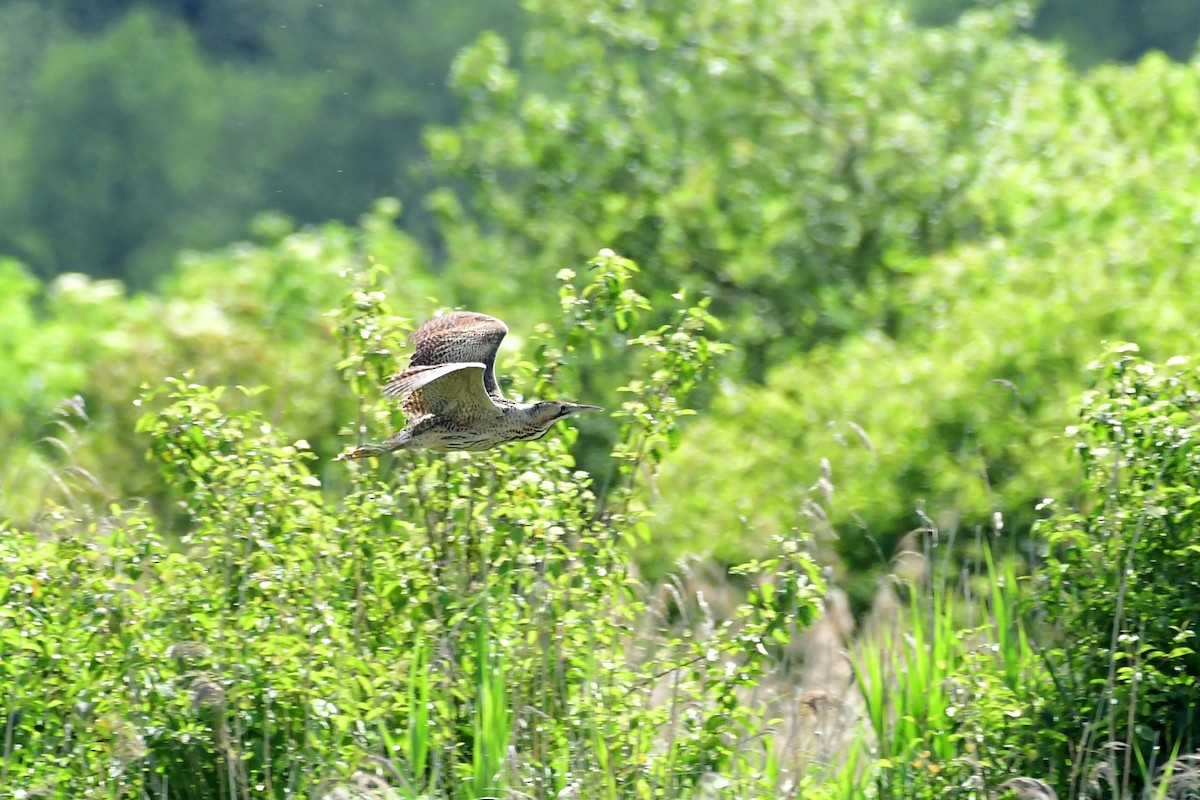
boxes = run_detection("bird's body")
[338,311,601,458]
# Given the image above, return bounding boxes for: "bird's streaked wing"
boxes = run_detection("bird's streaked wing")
[384,362,499,418]
[406,312,508,399]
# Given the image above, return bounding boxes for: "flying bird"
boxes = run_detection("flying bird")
[337,311,602,458]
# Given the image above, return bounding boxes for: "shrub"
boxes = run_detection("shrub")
[1035,345,1200,796]
[0,201,433,522]
[0,253,823,798]
[429,1,1048,362]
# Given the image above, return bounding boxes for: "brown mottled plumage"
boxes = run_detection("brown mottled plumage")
[997,777,1058,800]
[337,311,602,458]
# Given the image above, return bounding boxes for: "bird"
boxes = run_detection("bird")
[337,311,603,458]
[996,777,1058,800]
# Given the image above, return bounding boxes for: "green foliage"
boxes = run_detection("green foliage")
[0,201,432,522]
[415,0,1200,599]
[2,0,1194,287]
[855,585,968,797]
[1035,346,1200,795]
[651,47,1200,577]
[909,0,1200,66]
[429,1,1045,363]
[49,0,273,59]
[1,1,1199,791]
[0,8,298,281]
[425,0,1200,581]
[847,549,1054,800]
[0,0,524,284]
[0,258,823,797]
[4,0,1200,598]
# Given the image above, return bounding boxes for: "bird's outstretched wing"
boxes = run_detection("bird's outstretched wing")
[383,362,499,419]
[403,312,508,400]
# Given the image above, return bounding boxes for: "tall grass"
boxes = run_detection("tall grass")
[842,526,1055,800]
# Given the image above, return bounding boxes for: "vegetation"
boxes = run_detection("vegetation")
[1,0,1195,286]
[426,0,1200,589]
[0,0,523,283]
[1,0,1200,796]
[909,0,1200,65]
[1035,348,1200,797]
[2,260,824,797]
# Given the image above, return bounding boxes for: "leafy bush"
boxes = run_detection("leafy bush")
[428,1,1047,364]
[0,255,823,798]
[1034,346,1200,796]
[0,201,435,522]
[423,0,1200,585]
[650,50,1200,578]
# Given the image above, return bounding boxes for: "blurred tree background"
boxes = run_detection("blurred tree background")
[0,0,1196,285]
[911,0,1200,64]
[1,0,1199,604]
[0,0,523,282]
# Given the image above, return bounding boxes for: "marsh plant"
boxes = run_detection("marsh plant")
[0,252,823,799]
[1034,346,1200,798]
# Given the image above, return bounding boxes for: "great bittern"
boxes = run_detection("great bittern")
[996,778,1058,800]
[337,311,602,458]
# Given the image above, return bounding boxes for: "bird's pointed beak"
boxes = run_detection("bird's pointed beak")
[563,403,604,417]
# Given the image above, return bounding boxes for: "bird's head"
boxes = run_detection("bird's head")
[530,401,604,428]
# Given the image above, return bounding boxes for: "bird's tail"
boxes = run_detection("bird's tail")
[335,444,385,461]
[335,430,413,461]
